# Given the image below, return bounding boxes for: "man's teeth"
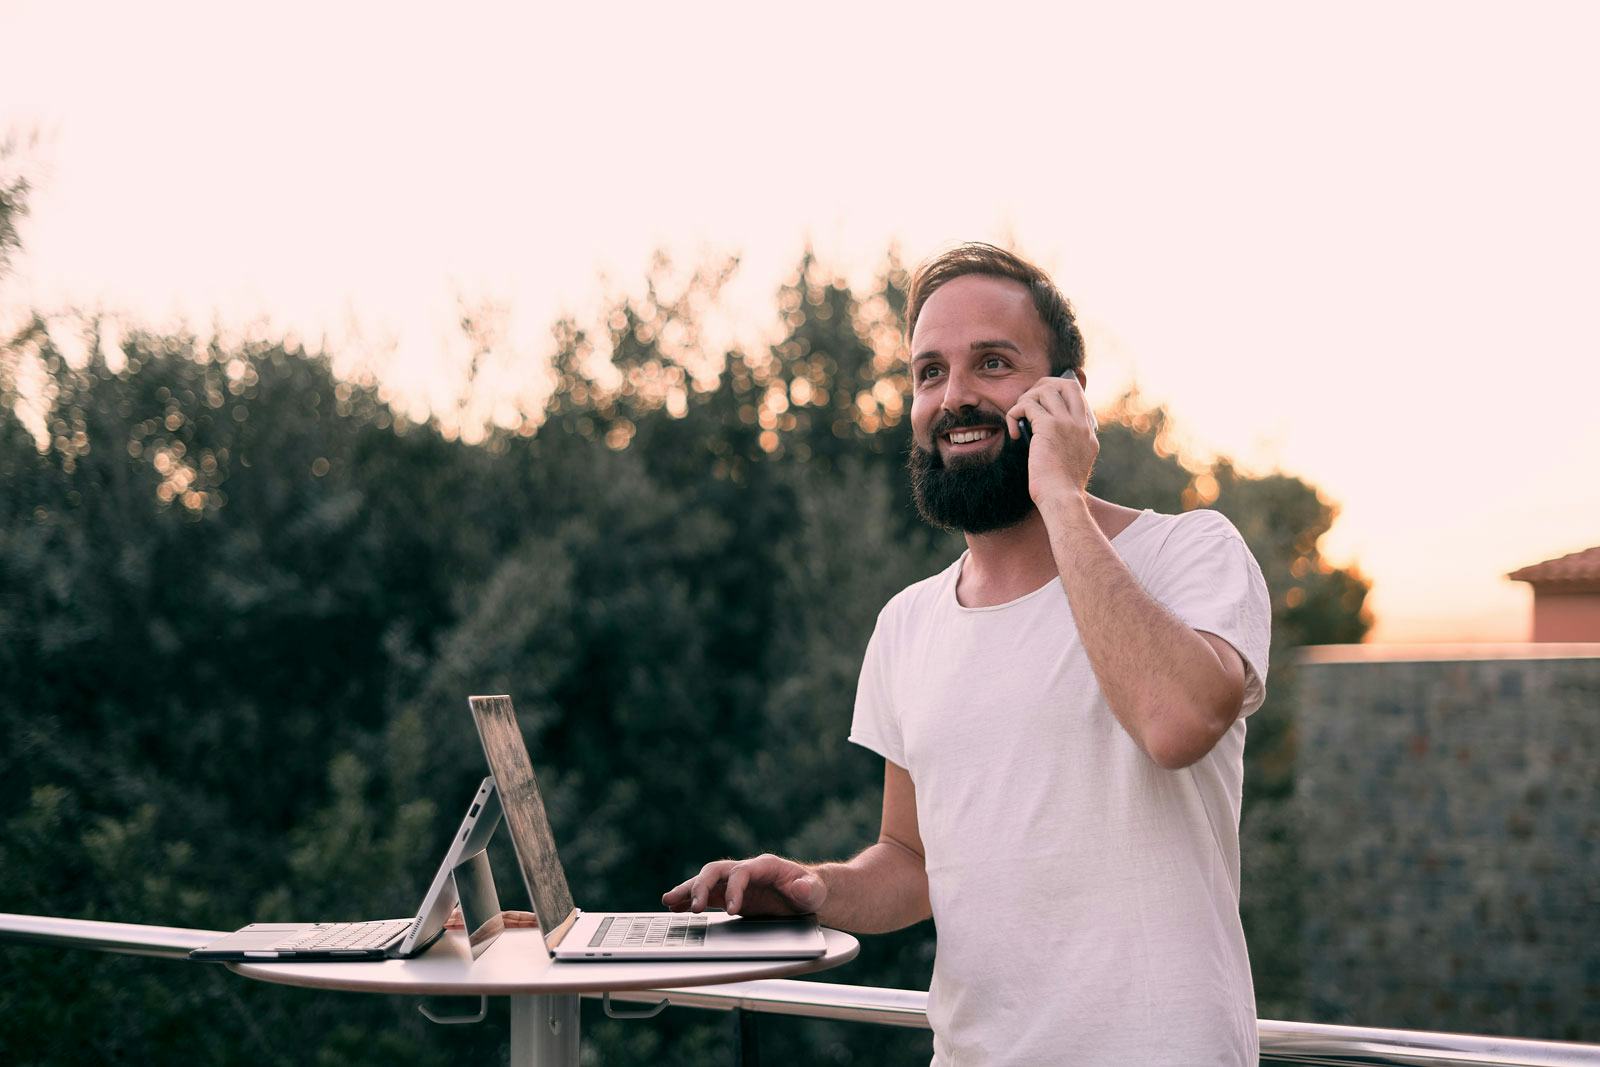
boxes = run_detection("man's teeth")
[948,429,995,445]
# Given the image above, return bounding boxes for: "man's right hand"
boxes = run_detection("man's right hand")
[662,854,827,917]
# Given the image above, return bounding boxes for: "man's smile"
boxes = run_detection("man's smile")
[941,426,1003,456]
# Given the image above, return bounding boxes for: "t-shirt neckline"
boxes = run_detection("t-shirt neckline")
[947,508,1156,613]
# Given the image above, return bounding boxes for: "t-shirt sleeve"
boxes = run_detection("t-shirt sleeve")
[1144,514,1273,718]
[848,606,908,768]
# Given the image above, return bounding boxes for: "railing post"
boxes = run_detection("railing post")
[733,1006,760,1067]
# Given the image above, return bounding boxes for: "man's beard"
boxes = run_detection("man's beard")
[906,414,1036,534]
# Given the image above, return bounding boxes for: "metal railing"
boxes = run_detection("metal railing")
[4,913,1599,1066]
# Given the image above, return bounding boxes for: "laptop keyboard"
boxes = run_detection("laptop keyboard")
[589,914,709,949]
[276,920,413,953]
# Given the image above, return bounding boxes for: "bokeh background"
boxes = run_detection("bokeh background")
[2,2,1596,1063]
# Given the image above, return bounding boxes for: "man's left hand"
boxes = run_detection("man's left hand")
[1006,374,1098,506]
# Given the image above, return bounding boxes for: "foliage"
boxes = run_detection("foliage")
[0,236,1368,1061]
[0,134,30,284]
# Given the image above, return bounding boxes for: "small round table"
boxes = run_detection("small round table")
[232,921,859,1066]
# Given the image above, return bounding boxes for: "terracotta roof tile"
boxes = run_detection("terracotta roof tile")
[1508,545,1600,585]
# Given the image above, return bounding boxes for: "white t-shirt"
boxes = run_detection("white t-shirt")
[849,508,1271,1066]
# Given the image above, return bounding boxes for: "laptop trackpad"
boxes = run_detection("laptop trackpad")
[718,917,823,948]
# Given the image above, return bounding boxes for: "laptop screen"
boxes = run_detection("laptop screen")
[467,695,578,949]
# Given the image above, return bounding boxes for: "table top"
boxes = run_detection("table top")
[230,920,859,996]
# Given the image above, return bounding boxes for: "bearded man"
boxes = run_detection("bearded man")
[666,242,1271,1065]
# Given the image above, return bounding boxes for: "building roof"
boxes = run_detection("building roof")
[1508,545,1600,587]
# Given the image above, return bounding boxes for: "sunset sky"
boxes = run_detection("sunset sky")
[3,1,1597,644]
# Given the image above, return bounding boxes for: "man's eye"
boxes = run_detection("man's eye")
[919,366,943,382]
[983,356,1007,370]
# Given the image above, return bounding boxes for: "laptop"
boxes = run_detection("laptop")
[468,694,827,962]
[189,776,504,962]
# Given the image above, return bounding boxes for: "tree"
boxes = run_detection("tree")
[0,133,31,284]
[1,239,1370,1063]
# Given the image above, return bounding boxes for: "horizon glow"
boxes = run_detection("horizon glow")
[3,0,1597,644]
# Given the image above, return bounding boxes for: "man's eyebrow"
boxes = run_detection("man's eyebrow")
[970,339,1021,355]
[911,339,1022,365]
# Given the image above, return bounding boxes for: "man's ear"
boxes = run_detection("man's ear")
[1075,369,1088,390]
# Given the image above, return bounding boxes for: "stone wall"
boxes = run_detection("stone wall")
[1294,645,1600,1041]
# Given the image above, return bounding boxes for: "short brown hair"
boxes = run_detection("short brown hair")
[906,242,1084,375]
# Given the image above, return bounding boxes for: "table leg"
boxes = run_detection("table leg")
[509,994,580,1066]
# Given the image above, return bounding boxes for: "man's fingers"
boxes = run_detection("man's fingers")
[725,854,790,914]
[784,872,824,912]
[690,859,738,913]
[668,856,823,917]
[1053,377,1084,422]
[669,856,784,915]
[1009,393,1046,431]
[662,878,694,911]
[1011,381,1094,438]
[1031,383,1069,419]
[724,864,752,915]
[736,856,822,915]
[1042,376,1097,432]
[663,872,721,912]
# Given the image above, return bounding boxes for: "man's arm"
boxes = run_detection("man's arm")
[1042,493,1248,770]
[1006,375,1249,771]
[809,759,931,933]
[663,760,931,935]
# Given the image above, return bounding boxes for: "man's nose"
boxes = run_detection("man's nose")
[939,364,983,416]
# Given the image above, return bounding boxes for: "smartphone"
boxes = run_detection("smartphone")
[1018,374,1098,444]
